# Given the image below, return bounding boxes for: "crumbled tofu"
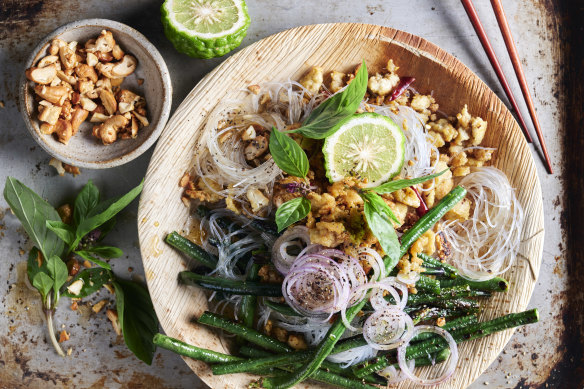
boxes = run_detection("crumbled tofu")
[299,66,324,94]
[329,71,346,93]
[368,73,400,96]
[287,334,308,350]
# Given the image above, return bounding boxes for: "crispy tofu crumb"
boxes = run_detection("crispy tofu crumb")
[92,299,108,313]
[106,309,121,336]
[58,330,70,343]
[436,317,446,327]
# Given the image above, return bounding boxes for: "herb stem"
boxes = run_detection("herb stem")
[44,294,65,357]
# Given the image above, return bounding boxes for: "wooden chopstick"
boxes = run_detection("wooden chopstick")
[490,0,553,174]
[459,1,534,142]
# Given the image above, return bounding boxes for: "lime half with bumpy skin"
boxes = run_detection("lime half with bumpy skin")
[323,113,406,188]
[161,0,250,59]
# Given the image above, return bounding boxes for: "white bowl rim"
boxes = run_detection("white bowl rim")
[19,18,173,169]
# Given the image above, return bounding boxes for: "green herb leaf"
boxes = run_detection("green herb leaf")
[46,255,68,294]
[361,192,400,261]
[97,218,117,242]
[269,127,309,178]
[3,177,64,260]
[33,272,53,302]
[73,181,143,248]
[86,245,123,258]
[275,197,311,232]
[73,180,100,226]
[291,60,368,139]
[75,250,111,270]
[46,220,76,246]
[113,279,159,365]
[368,170,448,194]
[63,268,113,298]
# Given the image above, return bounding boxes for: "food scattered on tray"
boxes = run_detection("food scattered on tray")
[25,30,149,145]
[156,59,538,388]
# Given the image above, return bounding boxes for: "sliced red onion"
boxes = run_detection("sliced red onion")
[362,307,414,350]
[271,226,311,274]
[397,325,459,385]
[379,359,415,383]
[356,247,386,281]
[282,248,366,321]
[397,270,420,285]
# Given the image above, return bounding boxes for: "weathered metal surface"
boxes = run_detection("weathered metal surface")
[0,0,577,388]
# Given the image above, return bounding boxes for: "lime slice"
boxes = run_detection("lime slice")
[323,113,406,188]
[161,0,251,59]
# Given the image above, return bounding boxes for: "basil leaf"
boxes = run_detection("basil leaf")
[86,245,123,258]
[113,279,159,365]
[369,170,448,194]
[3,177,64,260]
[292,60,368,139]
[46,220,76,246]
[75,250,111,270]
[269,127,309,178]
[97,217,116,242]
[63,268,113,298]
[361,192,400,261]
[33,272,53,302]
[46,255,68,293]
[360,191,399,223]
[73,180,100,226]
[74,181,143,247]
[275,197,311,232]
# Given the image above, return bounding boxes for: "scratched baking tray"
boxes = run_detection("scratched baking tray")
[0,0,581,388]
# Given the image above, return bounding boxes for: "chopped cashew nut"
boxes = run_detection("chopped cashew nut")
[246,188,269,212]
[99,89,117,115]
[106,309,121,336]
[25,65,57,84]
[66,279,84,295]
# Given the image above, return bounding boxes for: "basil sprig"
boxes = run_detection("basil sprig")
[3,177,158,364]
[269,127,309,177]
[368,170,448,194]
[275,197,311,232]
[360,191,400,261]
[290,60,368,139]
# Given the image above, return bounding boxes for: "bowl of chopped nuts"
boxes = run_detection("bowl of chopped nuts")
[19,19,172,168]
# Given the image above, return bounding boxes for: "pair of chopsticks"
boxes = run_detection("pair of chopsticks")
[461,0,553,174]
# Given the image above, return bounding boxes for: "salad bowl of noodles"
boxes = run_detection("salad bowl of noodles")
[138,23,543,389]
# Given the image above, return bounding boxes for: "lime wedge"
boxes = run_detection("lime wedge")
[323,113,406,188]
[161,0,251,59]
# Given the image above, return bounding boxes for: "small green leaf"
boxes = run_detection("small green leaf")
[73,180,100,226]
[75,250,111,270]
[46,255,68,292]
[360,191,399,224]
[361,192,400,261]
[269,127,309,178]
[62,268,113,298]
[46,220,76,246]
[291,60,368,139]
[73,181,143,248]
[368,170,448,194]
[33,272,53,301]
[3,177,64,260]
[113,279,159,365]
[86,246,123,258]
[275,197,311,232]
[97,218,117,242]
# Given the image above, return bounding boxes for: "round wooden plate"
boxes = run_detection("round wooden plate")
[138,23,544,389]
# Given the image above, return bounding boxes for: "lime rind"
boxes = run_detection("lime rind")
[161,0,250,59]
[323,113,406,188]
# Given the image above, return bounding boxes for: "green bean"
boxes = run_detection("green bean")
[165,232,217,269]
[238,264,261,344]
[416,275,441,294]
[439,276,509,292]
[332,335,368,355]
[198,312,289,353]
[352,347,451,378]
[180,272,282,297]
[153,334,242,363]
[417,252,458,278]
[398,186,467,258]
[213,349,313,375]
[410,314,478,343]
[264,300,301,317]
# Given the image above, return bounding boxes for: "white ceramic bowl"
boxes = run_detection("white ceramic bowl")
[19,19,172,169]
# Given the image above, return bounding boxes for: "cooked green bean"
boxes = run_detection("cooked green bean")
[153,333,242,363]
[198,312,289,353]
[417,252,458,278]
[352,347,451,378]
[238,264,261,344]
[165,232,218,269]
[180,272,282,297]
[439,276,509,292]
[264,300,301,317]
[416,275,441,294]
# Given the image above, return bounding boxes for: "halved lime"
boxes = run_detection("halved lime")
[161,0,251,59]
[323,113,406,188]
